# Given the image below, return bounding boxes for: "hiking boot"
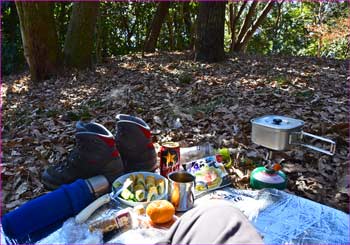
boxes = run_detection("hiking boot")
[115,114,157,172]
[42,121,124,189]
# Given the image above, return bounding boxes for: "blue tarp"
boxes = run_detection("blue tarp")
[16,187,350,244]
[199,188,350,244]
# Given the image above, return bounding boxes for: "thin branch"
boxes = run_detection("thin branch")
[240,1,275,51]
[234,1,258,50]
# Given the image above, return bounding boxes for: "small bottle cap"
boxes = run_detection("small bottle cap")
[85,175,110,198]
[273,163,282,171]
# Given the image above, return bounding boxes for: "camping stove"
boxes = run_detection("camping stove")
[249,115,336,190]
[250,150,288,189]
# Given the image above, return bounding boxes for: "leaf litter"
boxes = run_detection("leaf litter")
[2,51,349,214]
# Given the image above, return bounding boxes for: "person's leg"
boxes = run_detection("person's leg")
[156,200,263,244]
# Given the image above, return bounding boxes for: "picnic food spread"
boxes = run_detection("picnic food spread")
[1,114,337,244]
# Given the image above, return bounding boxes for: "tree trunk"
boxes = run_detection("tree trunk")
[100,6,109,58]
[195,1,226,62]
[127,11,138,49]
[143,1,171,53]
[239,1,275,51]
[95,10,102,63]
[317,2,324,57]
[272,1,284,53]
[174,10,182,50]
[183,2,194,50]
[228,3,236,52]
[234,1,258,52]
[230,1,247,52]
[64,2,99,69]
[15,2,60,81]
[167,16,174,50]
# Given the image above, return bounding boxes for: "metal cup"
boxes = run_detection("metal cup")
[168,171,195,212]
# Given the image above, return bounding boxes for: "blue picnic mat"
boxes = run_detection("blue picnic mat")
[198,188,349,244]
[3,187,347,244]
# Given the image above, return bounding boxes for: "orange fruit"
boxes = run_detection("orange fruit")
[146,200,175,224]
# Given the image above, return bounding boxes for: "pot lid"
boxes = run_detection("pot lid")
[251,115,304,130]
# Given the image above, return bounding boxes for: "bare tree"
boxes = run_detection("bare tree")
[64,2,99,69]
[143,2,171,53]
[229,1,275,53]
[195,1,226,62]
[15,2,60,81]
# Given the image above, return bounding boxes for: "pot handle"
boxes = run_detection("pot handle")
[291,131,336,156]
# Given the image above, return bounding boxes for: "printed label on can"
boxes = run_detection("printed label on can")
[160,142,180,177]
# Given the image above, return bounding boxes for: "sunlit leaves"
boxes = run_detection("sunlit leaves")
[2,52,348,213]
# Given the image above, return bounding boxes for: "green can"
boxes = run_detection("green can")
[250,166,287,190]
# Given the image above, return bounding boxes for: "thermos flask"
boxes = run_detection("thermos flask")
[1,175,109,244]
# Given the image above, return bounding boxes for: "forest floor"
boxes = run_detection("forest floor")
[2,51,349,214]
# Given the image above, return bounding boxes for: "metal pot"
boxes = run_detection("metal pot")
[251,115,336,155]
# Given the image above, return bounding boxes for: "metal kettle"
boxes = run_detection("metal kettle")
[251,115,336,156]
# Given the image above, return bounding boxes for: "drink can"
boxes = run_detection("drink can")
[159,142,180,177]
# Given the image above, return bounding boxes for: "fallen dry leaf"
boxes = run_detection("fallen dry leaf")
[1,52,348,214]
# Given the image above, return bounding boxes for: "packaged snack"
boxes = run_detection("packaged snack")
[183,155,231,196]
[89,209,132,234]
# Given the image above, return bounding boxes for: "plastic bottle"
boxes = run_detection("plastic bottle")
[180,143,215,164]
[1,175,109,244]
[180,143,235,168]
